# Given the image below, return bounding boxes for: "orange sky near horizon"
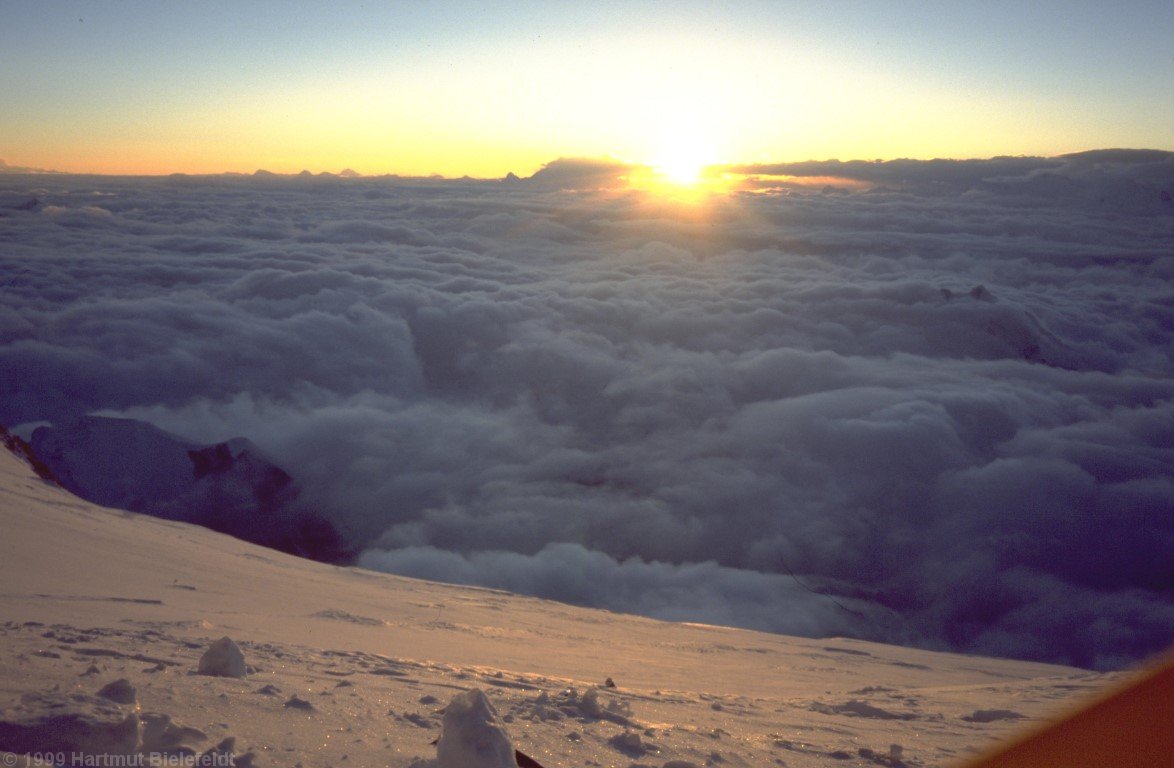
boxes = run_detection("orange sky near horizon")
[2,2,1171,178]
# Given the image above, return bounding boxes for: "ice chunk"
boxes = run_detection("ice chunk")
[197,636,247,678]
[434,689,516,768]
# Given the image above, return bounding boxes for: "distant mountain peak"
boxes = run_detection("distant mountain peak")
[0,158,64,174]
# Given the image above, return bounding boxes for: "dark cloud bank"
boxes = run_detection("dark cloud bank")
[2,152,1172,670]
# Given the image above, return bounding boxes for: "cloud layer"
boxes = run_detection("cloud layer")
[2,154,1172,669]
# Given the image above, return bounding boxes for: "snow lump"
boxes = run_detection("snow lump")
[417,688,517,768]
[197,636,247,678]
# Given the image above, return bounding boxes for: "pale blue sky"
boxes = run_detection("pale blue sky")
[2,1,1171,174]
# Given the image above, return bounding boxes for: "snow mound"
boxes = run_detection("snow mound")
[0,692,140,757]
[197,636,247,678]
[140,713,208,755]
[426,689,517,768]
[96,678,137,705]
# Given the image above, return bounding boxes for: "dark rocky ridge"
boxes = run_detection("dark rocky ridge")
[18,416,350,564]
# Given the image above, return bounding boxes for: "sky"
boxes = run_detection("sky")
[2,0,1172,176]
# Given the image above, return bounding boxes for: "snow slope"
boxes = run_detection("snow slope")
[0,447,1126,767]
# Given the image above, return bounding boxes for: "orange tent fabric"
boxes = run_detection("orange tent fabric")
[961,652,1173,768]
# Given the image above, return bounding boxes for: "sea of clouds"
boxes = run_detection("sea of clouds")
[2,150,1172,669]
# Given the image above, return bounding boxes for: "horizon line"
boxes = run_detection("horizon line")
[3,147,1172,181]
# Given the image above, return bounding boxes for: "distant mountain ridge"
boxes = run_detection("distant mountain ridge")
[19,416,350,563]
[0,158,64,174]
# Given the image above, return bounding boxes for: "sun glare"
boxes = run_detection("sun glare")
[630,131,733,199]
[651,137,710,187]
[657,155,705,186]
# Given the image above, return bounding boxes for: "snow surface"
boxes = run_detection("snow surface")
[0,447,1130,767]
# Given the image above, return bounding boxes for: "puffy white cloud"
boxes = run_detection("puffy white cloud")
[1,153,1171,669]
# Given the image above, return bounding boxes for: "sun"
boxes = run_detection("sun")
[625,122,733,198]
[656,152,706,186]
[651,138,709,186]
